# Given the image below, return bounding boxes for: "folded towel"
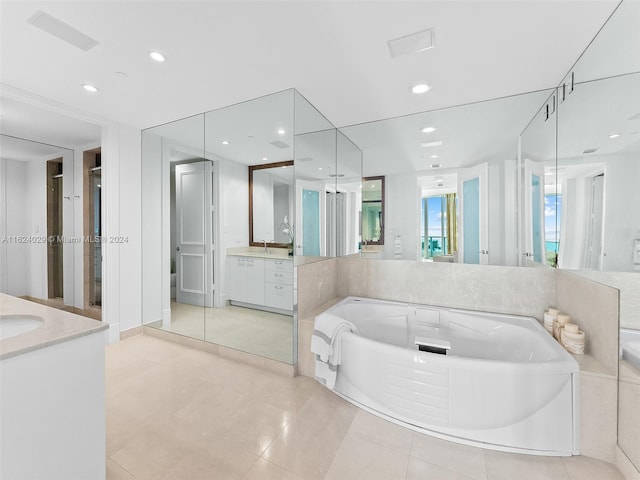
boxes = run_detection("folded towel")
[311,313,358,389]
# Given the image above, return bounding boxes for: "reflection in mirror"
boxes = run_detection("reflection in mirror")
[362,176,384,246]
[294,127,337,258]
[340,90,553,264]
[519,90,558,267]
[336,131,362,257]
[142,114,207,341]
[142,90,304,364]
[557,73,640,271]
[0,135,76,306]
[249,161,294,248]
[553,2,640,472]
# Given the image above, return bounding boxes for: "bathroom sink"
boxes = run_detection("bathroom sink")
[0,315,44,340]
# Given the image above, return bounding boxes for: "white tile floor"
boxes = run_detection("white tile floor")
[148,302,293,363]
[106,335,626,480]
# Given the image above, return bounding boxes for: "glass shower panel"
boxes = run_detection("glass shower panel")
[302,190,320,256]
[141,113,206,341]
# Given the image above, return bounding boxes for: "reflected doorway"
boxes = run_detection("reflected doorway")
[84,148,102,311]
[46,158,64,299]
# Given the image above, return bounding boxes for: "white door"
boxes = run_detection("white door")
[523,159,546,265]
[458,163,489,265]
[175,161,213,307]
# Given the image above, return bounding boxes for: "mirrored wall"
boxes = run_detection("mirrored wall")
[340,89,554,264]
[141,89,362,365]
[556,0,640,472]
[0,135,76,306]
[519,0,640,471]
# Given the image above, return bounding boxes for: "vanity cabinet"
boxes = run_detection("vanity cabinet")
[264,259,294,311]
[228,257,265,306]
[227,256,293,314]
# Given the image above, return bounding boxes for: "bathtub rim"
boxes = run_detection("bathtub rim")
[321,295,578,370]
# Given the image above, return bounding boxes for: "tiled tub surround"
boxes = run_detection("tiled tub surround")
[0,293,108,480]
[297,259,625,470]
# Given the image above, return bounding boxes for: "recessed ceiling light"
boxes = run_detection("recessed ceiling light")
[412,83,431,94]
[608,133,620,139]
[281,166,287,169]
[221,140,230,145]
[430,164,441,169]
[277,128,286,135]
[430,154,439,159]
[421,140,443,148]
[82,84,98,93]
[318,167,323,171]
[421,126,437,133]
[262,157,268,161]
[150,51,166,62]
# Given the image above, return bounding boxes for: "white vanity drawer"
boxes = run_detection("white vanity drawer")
[265,270,293,285]
[264,283,293,311]
[264,258,293,273]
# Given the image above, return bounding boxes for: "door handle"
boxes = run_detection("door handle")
[176,247,180,251]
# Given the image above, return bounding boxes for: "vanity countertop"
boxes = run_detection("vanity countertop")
[0,294,108,360]
[227,247,293,261]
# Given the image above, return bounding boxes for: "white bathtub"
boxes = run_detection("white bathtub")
[317,297,580,456]
[621,328,640,371]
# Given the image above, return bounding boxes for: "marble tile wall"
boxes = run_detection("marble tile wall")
[337,258,556,318]
[296,258,341,377]
[556,270,619,376]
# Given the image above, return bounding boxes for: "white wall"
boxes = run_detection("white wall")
[141,132,163,325]
[115,125,142,334]
[252,170,274,242]
[0,158,29,296]
[602,154,640,271]
[26,159,47,300]
[218,158,249,304]
[383,172,420,260]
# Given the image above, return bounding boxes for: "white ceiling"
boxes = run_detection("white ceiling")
[0,0,620,139]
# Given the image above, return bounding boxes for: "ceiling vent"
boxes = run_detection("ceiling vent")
[296,157,314,162]
[388,28,434,58]
[27,10,99,51]
[628,112,640,121]
[270,141,290,149]
[583,148,598,154]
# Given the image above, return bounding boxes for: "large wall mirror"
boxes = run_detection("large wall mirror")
[249,161,294,248]
[549,0,640,472]
[362,176,384,246]
[340,89,553,264]
[141,88,363,365]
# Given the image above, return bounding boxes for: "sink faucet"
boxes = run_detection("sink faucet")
[262,240,268,254]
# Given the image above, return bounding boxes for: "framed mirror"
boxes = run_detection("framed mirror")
[362,176,384,245]
[249,160,294,248]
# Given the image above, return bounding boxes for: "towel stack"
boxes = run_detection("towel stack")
[561,323,585,354]
[543,307,558,335]
[544,307,585,355]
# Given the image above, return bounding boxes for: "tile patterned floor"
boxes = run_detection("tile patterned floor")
[106,335,626,480]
